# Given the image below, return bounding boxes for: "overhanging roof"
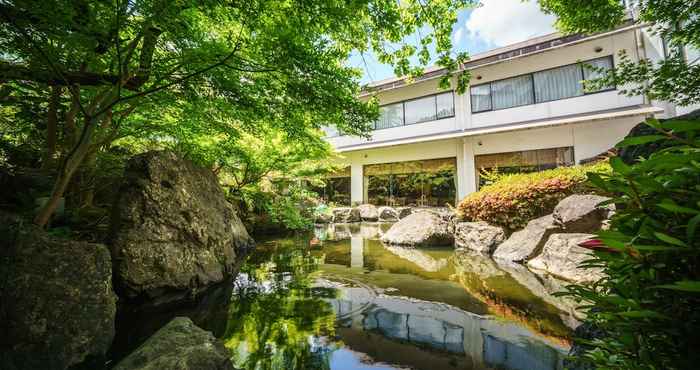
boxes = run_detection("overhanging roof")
[334,105,663,153]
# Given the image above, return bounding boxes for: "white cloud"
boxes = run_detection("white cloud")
[453,27,464,45]
[466,0,556,47]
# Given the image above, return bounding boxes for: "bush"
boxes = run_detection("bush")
[562,117,700,370]
[456,161,610,230]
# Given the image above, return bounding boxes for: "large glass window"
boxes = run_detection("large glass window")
[491,74,534,110]
[582,56,614,92]
[371,91,454,130]
[470,84,492,113]
[534,63,583,103]
[436,92,455,118]
[471,56,615,113]
[405,95,437,125]
[375,103,404,130]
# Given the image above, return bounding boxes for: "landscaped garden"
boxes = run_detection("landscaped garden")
[2,1,699,370]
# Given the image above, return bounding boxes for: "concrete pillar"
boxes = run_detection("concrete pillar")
[351,162,364,204]
[457,138,477,199]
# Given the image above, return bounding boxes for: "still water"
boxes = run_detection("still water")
[220,222,580,370]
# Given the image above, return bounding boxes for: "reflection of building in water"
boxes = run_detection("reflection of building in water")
[325,283,567,370]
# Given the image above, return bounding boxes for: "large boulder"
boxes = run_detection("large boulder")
[454,221,506,254]
[396,207,413,219]
[527,233,604,283]
[357,204,379,221]
[0,217,117,370]
[113,317,233,370]
[332,207,360,223]
[378,206,399,222]
[493,214,561,262]
[110,150,254,305]
[553,194,613,233]
[380,212,454,246]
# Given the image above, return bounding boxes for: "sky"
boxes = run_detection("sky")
[348,0,557,84]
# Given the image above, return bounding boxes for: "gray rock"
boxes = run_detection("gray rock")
[380,212,454,246]
[357,204,379,221]
[454,221,506,254]
[378,206,399,222]
[110,150,254,305]
[332,207,361,223]
[314,212,332,224]
[0,218,117,370]
[396,207,413,219]
[493,214,561,262]
[553,194,613,233]
[527,233,604,283]
[113,317,233,370]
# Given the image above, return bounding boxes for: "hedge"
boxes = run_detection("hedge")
[456,161,610,230]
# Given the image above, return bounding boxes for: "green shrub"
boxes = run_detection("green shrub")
[562,118,700,370]
[456,161,610,230]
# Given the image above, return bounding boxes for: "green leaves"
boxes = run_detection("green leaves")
[616,135,666,148]
[655,281,700,293]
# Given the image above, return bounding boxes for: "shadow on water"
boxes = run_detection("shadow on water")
[111,222,578,370]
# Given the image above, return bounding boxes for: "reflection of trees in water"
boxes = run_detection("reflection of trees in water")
[223,240,339,369]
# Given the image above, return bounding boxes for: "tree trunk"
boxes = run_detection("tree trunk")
[41,86,61,171]
[34,116,97,227]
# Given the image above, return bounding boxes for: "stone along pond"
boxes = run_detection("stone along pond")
[114,222,580,370]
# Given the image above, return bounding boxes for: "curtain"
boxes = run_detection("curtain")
[470,84,492,112]
[534,63,583,103]
[436,92,455,118]
[491,75,534,110]
[375,102,404,129]
[582,56,614,92]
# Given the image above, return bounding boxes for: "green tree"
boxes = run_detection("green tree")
[0,0,476,227]
[538,0,700,106]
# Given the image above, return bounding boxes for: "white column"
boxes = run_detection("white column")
[351,162,364,205]
[459,138,477,198]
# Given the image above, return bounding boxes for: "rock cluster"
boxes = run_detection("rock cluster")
[2,150,253,370]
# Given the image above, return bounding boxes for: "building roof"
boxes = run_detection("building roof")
[360,21,638,96]
[334,105,662,152]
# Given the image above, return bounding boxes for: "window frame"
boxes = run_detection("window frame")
[371,91,456,131]
[470,55,616,114]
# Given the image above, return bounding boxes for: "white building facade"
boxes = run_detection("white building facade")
[322,23,697,206]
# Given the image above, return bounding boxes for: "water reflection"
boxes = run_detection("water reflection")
[225,223,576,370]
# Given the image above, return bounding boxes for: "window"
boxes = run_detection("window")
[405,95,437,125]
[470,85,491,113]
[491,75,534,109]
[371,91,454,130]
[375,103,404,130]
[436,92,455,118]
[470,56,615,113]
[534,63,583,103]
[582,56,614,92]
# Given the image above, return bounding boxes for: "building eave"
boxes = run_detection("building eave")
[333,105,663,153]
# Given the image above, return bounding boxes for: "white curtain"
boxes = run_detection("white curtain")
[470,85,492,112]
[534,63,583,103]
[583,56,614,92]
[491,75,534,109]
[375,103,404,129]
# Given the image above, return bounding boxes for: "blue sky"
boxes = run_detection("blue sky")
[347,0,557,84]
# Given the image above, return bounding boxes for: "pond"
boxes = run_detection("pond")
[113,222,581,370]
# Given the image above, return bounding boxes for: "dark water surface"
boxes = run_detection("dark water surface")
[114,222,581,370]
